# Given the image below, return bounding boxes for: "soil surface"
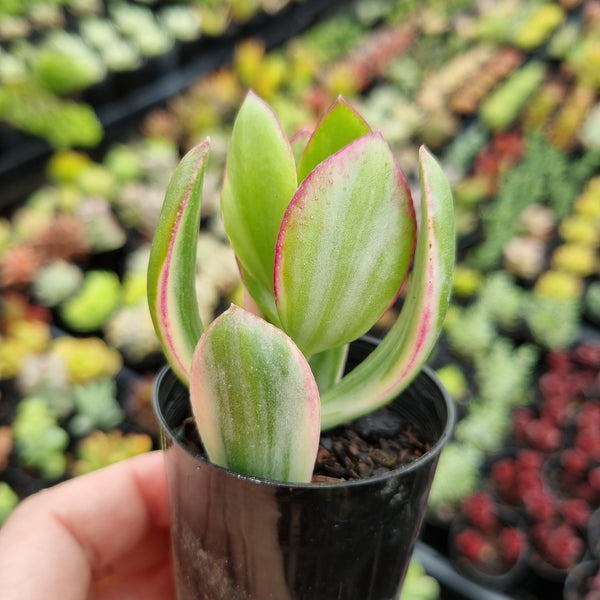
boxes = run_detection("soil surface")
[180,403,430,483]
[312,405,430,482]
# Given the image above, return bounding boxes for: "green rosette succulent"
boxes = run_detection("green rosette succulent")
[148,92,455,483]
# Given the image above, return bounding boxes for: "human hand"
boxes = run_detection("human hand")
[0,451,174,600]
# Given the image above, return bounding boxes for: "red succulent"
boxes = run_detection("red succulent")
[463,492,498,531]
[498,528,527,565]
[524,416,563,452]
[455,528,489,563]
[532,521,585,570]
[561,498,592,529]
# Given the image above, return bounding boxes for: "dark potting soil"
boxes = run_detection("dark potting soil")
[312,405,430,482]
[179,403,430,483]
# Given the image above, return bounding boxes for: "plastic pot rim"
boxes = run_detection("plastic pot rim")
[153,357,456,490]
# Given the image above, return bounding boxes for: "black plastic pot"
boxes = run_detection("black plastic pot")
[563,560,600,600]
[153,337,455,600]
[590,508,600,560]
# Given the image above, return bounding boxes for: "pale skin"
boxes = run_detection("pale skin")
[0,451,175,599]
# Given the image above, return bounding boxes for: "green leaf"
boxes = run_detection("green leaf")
[320,146,455,430]
[297,96,371,183]
[190,305,321,483]
[147,140,209,385]
[221,90,297,317]
[275,132,416,357]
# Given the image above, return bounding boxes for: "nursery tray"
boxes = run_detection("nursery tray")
[0,0,348,212]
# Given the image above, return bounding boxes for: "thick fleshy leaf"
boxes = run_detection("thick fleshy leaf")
[320,146,455,430]
[190,305,321,483]
[221,90,297,316]
[274,132,416,357]
[297,96,371,183]
[147,140,209,385]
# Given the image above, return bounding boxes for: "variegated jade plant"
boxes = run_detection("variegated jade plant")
[148,91,455,484]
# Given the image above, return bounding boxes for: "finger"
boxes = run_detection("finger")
[0,451,172,600]
[92,559,174,600]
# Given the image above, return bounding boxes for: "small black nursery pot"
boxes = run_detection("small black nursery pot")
[563,560,600,600]
[154,339,455,600]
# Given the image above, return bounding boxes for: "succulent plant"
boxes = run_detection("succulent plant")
[479,61,547,132]
[512,3,565,50]
[60,270,121,332]
[30,30,106,95]
[51,336,122,384]
[104,304,161,364]
[0,332,42,380]
[75,198,126,253]
[442,122,489,176]
[47,149,94,185]
[0,482,18,526]
[518,204,556,240]
[472,133,599,269]
[32,260,84,307]
[148,92,454,482]
[428,442,483,513]
[68,377,125,437]
[435,363,469,404]
[120,270,147,307]
[531,521,585,571]
[302,13,365,64]
[399,557,440,600]
[0,244,41,288]
[0,14,30,41]
[523,80,567,133]
[455,400,512,453]
[0,47,26,82]
[449,47,523,116]
[474,339,538,408]
[159,5,201,42]
[69,0,103,17]
[6,318,51,355]
[102,143,144,183]
[443,304,496,361]
[552,243,598,277]
[115,182,165,233]
[559,214,599,246]
[0,82,103,148]
[452,490,529,579]
[190,2,230,37]
[524,291,581,350]
[579,102,600,150]
[549,85,596,152]
[15,353,71,416]
[73,430,153,476]
[477,271,525,332]
[110,1,174,58]
[12,395,69,480]
[356,86,423,149]
[452,265,483,299]
[30,213,91,262]
[234,39,287,100]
